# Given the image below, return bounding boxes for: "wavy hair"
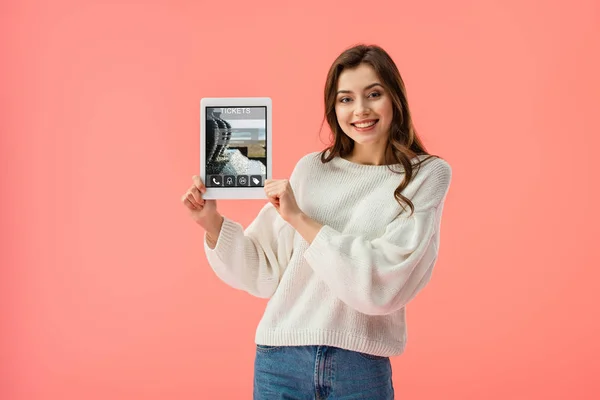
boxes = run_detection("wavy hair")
[320,44,438,216]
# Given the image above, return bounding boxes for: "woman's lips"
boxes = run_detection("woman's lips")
[351,119,378,131]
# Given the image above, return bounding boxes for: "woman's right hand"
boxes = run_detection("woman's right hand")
[181,176,221,230]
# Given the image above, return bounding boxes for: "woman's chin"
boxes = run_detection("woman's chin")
[350,133,386,146]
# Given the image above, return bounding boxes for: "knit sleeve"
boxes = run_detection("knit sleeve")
[203,202,294,299]
[201,155,312,299]
[303,160,452,315]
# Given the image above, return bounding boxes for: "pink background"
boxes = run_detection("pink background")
[2,0,599,399]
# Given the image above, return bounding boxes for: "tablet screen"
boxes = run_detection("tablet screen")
[204,106,267,188]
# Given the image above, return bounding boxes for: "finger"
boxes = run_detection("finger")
[265,180,285,193]
[264,179,283,189]
[183,198,199,210]
[268,197,280,209]
[181,192,197,206]
[269,185,288,197]
[187,192,203,208]
[265,187,280,199]
[274,180,290,191]
[264,181,275,191]
[190,186,203,203]
[266,179,286,185]
[192,175,206,193]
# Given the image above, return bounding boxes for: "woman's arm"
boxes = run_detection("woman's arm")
[301,208,442,315]
[203,203,294,299]
[297,161,452,315]
[204,213,225,249]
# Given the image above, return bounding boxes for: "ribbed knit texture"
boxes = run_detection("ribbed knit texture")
[204,151,452,357]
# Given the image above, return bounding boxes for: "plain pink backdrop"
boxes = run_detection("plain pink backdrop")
[2,0,599,399]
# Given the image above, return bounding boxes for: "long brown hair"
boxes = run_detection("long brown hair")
[320,44,438,216]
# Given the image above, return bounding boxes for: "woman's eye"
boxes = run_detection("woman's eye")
[369,91,381,98]
[339,97,351,103]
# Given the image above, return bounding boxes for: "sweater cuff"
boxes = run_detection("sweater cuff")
[203,217,240,260]
[303,225,338,271]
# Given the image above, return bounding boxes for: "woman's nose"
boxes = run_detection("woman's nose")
[354,101,370,117]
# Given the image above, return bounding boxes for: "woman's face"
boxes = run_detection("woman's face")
[334,63,393,148]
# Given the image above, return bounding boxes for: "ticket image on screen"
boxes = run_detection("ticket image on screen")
[205,106,267,188]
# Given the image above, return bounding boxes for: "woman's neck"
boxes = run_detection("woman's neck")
[344,143,393,165]
[344,144,388,166]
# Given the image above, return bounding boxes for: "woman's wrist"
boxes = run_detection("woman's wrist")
[289,212,322,244]
[202,213,224,248]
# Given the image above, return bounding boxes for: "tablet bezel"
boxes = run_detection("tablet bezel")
[200,97,272,199]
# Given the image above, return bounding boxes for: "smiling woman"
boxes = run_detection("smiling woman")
[335,69,393,152]
[321,44,438,216]
[182,44,452,399]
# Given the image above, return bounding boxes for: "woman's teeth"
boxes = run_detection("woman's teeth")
[353,121,377,128]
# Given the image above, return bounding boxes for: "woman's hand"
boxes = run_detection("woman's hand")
[264,179,303,224]
[181,175,223,234]
[265,178,323,244]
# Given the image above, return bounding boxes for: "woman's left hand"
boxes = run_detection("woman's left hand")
[264,179,303,224]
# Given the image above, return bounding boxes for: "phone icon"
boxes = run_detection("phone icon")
[209,175,223,186]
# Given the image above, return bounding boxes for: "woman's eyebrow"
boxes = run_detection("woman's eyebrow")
[336,83,384,94]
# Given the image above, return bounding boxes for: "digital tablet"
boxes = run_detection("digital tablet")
[200,97,272,199]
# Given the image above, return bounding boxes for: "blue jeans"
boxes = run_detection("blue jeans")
[253,345,394,399]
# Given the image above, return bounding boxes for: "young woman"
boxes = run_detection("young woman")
[182,44,452,399]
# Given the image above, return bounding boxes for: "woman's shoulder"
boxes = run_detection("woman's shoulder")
[300,151,324,164]
[288,151,323,186]
[409,155,453,210]
[292,151,324,172]
[416,155,452,181]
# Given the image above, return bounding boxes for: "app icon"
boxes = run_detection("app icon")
[237,175,249,186]
[250,175,263,186]
[209,175,223,186]
[224,175,236,186]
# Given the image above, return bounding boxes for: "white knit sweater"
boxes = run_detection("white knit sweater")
[203,151,452,357]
